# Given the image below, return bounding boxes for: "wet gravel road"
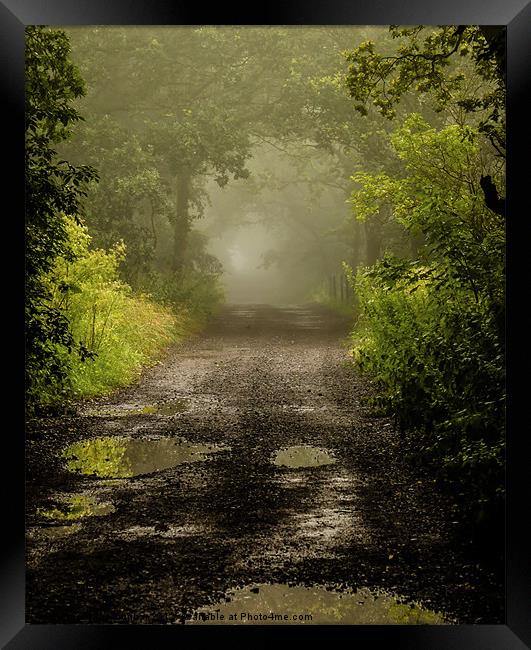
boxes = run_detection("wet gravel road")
[25,304,503,624]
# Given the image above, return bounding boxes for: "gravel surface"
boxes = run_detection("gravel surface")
[25,304,504,624]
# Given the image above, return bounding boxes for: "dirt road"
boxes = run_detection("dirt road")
[25,304,503,624]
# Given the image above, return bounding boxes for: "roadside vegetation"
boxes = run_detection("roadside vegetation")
[343,28,505,542]
[40,216,185,408]
[25,26,223,416]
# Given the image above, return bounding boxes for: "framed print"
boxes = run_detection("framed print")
[6,0,531,647]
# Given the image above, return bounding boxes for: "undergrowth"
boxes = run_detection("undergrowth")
[33,216,203,412]
[349,260,504,541]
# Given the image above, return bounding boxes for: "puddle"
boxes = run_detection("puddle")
[37,494,115,521]
[272,446,336,468]
[187,583,447,625]
[138,400,189,415]
[27,523,82,540]
[62,436,228,478]
[85,399,189,417]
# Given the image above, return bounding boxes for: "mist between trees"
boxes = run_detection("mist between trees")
[25,25,505,536]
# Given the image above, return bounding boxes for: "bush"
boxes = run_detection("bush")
[140,267,224,325]
[348,115,505,532]
[25,26,98,414]
[37,216,182,407]
[350,259,504,525]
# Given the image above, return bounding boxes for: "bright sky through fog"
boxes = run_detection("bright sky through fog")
[229,246,247,272]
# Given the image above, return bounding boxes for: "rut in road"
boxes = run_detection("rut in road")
[25,304,503,624]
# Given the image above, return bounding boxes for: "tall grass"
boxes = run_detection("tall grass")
[39,216,191,407]
[63,291,181,398]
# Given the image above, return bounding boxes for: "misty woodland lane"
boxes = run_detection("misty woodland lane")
[26,304,502,624]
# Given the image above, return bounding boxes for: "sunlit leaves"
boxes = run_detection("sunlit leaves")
[348,108,504,528]
[42,216,178,400]
[350,115,504,281]
[343,25,505,156]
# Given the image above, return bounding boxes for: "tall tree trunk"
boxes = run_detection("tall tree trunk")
[173,173,190,273]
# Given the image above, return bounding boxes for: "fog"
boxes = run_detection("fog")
[59,26,416,307]
[204,221,292,304]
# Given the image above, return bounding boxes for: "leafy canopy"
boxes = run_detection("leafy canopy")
[344,26,505,157]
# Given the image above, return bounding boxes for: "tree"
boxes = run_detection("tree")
[25,26,98,411]
[63,27,392,284]
[350,114,504,316]
[349,115,505,530]
[344,26,505,155]
[61,116,172,285]
[63,27,267,279]
[343,25,506,215]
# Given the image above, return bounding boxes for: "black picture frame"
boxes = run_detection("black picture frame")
[6,0,531,647]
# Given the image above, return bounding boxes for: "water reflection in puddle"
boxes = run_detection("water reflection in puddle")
[187,583,447,625]
[38,494,115,521]
[272,446,336,468]
[85,399,189,417]
[28,523,82,540]
[140,400,189,415]
[63,436,228,478]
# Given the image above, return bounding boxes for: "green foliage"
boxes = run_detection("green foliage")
[25,26,98,413]
[350,115,505,324]
[63,26,259,278]
[351,263,504,521]
[141,267,224,325]
[312,288,355,317]
[344,25,505,156]
[64,116,172,284]
[348,114,504,525]
[41,217,180,404]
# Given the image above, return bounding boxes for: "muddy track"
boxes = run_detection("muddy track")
[25,304,503,624]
